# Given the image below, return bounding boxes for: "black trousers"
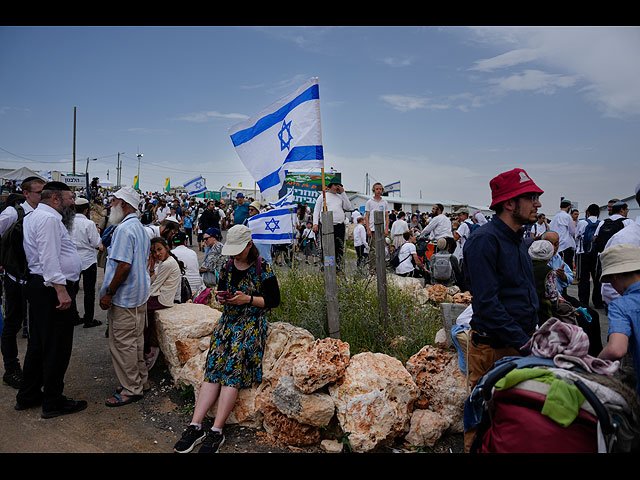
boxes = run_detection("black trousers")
[70,263,97,324]
[319,222,346,269]
[577,252,603,308]
[16,276,77,411]
[1,275,28,372]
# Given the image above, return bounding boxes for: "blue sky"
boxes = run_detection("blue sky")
[1,26,639,214]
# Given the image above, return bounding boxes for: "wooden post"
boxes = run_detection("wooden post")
[322,210,340,339]
[374,210,388,325]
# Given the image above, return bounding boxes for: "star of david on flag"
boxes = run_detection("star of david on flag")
[184,175,207,196]
[246,206,295,244]
[229,77,324,201]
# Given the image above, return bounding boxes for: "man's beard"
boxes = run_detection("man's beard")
[61,206,75,232]
[107,203,126,226]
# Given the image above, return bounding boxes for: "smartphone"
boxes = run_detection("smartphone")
[216,291,232,299]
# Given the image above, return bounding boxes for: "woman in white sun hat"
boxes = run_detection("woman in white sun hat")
[173,225,280,453]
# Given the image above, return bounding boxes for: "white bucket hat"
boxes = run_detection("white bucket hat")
[222,225,253,256]
[113,186,140,209]
[600,244,640,283]
[528,240,555,261]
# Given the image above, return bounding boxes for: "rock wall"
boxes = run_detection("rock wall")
[153,302,468,453]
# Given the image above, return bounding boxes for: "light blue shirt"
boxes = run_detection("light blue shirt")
[607,282,640,396]
[547,253,573,293]
[101,213,150,308]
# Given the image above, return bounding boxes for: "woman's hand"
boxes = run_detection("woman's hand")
[226,291,251,306]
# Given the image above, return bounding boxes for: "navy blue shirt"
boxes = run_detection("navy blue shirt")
[462,216,539,349]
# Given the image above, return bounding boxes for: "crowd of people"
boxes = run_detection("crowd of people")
[0,170,639,453]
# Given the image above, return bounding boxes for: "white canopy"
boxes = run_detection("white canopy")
[2,166,46,182]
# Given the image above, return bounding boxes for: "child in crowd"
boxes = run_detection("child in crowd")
[598,244,640,397]
[301,221,318,265]
[353,216,368,268]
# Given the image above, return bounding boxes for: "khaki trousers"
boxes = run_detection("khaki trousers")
[463,333,521,453]
[108,304,148,397]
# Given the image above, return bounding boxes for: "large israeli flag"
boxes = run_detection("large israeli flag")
[184,175,207,196]
[246,207,295,244]
[229,77,324,200]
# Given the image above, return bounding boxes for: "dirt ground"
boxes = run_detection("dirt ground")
[1,239,607,454]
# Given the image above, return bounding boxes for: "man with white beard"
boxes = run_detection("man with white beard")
[15,181,85,418]
[99,186,151,407]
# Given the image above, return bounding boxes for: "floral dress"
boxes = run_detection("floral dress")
[203,258,279,389]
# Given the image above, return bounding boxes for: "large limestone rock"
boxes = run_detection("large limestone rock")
[256,322,321,446]
[405,345,468,435]
[291,337,350,394]
[153,303,221,381]
[328,352,420,453]
[388,274,424,291]
[272,375,335,427]
[405,409,451,448]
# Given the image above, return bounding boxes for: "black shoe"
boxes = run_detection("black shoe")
[197,430,225,453]
[3,367,23,389]
[83,319,103,328]
[41,398,88,419]
[15,397,42,411]
[174,424,206,453]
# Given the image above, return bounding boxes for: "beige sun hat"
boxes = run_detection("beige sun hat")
[599,244,640,283]
[222,225,253,256]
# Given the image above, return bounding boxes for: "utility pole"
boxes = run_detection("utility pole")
[116,152,125,187]
[72,107,77,175]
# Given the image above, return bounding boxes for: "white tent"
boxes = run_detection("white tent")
[1,166,46,182]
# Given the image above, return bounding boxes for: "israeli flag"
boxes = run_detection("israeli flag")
[269,189,295,209]
[229,77,324,201]
[246,207,295,244]
[184,175,207,196]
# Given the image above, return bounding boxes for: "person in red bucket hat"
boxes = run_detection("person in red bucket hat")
[461,167,544,452]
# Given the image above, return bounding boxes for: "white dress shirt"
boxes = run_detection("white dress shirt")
[23,203,82,286]
[594,214,633,236]
[0,201,34,236]
[172,244,202,295]
[574,216,601,255]
[353,223,367,247]
[420,214,452,241]
[549,210,576,252]
[600,221,640,305]
[312,191,352,226]
[70,213,101,270]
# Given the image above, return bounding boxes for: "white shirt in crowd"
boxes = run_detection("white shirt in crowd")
[420,214,451,241]
[531,221,548,238]
[455,219,473,260]
[23,203,82,287]
[0,201,34,235]
[574,215,601,255]
[395,241,417,275]
[390,218,408,237]
[156,205,171,222]
[600,221,640,305]
[365,197,388,232]
[70,213,101,271]
[549,210,576,252]
[351,210,361,223]
[353,223,367,247]
[172,244,202,298]
[312,191,352,226]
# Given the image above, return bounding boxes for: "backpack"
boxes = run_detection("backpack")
[415,237,429,257]
[581,218,599,254]
[179,275,193,303]
[593,218,626,254]
[431,252,454,283]
[0,204,29,280]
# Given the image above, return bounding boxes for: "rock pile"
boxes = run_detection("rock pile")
[153,302,468,453]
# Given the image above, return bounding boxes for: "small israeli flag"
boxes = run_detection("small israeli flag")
[184,175,207,196]
[246,206,295,244]
[229,77,324,200]
[269,189,295,209]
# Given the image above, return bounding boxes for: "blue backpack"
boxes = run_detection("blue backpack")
[582,218,598,253]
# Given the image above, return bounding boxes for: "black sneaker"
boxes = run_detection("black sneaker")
[173,424,206,453]
[41,398,87,419]
[197,430,225,453]
[3,367,23,389]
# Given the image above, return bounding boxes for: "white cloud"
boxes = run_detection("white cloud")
[177,111,249,123]
[488,69,578,95]
[468,27,640,118]
[380,92,484,112]
[382,56,414,67]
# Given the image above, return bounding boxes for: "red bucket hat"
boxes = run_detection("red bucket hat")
[489,168,543,209]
